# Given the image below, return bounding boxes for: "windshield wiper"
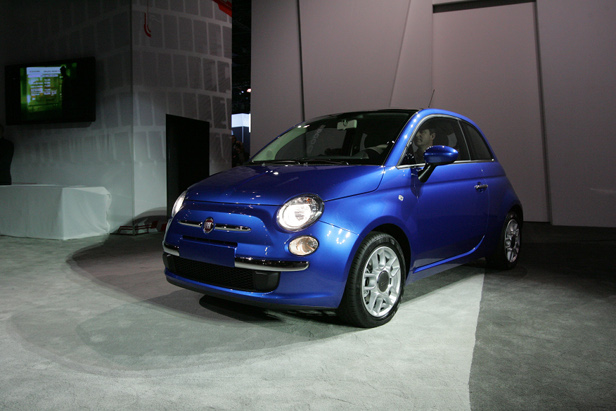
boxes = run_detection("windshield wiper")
[300,158,349,165]
[249,159,302,165]
[249,158,349,166]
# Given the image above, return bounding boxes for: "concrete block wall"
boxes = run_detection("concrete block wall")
[1,0,135,230]
[0,0,232,230]
[131,0,232,218]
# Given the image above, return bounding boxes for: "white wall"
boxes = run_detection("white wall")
[1,0,135,230]
[131,0,232,219]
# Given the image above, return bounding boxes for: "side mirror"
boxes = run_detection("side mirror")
[418,145,458,183]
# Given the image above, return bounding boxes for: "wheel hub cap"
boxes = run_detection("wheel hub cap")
[361,245,402,318]
[377,270,390,292]
[505,220,521,262]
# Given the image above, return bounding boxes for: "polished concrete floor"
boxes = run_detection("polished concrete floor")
[0,223,614,410]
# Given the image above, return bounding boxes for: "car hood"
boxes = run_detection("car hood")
[186,165,385,205]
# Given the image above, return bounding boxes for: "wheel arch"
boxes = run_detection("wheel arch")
[510,204,524,226]
[371,223,411,280]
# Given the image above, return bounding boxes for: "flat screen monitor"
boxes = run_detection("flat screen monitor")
[5,56,96,125]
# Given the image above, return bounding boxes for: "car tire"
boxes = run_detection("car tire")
[338,232,405,328]
[486,211,521,270]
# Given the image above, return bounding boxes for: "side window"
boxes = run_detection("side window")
[461,122,493,161]
[400,117,470,165]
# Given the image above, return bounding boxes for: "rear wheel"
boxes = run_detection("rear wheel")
[487,211,521,269]
[338,232,405,328]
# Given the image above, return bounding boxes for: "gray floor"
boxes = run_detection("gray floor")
[1,223,614,410]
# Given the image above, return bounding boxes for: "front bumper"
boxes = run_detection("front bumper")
[163,252,283,293]
[162,203,359,309]
[164,242,309,272]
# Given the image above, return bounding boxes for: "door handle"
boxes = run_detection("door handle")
[474,183,488,191]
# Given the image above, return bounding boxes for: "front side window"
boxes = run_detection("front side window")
[401,117,470,165]
[250,112,413,166]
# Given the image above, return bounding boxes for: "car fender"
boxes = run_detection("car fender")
[483,180,523,256]
[321,187,416,283]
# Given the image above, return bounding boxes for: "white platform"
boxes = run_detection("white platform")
[0,184,111,240]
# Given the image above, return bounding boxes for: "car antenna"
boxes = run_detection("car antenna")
[427,89,435,108]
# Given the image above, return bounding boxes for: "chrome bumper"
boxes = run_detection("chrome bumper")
[163,243,309,272]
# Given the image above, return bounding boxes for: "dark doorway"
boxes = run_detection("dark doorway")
[166,115,210,216]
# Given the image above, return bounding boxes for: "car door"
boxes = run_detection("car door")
[404,116,489,270]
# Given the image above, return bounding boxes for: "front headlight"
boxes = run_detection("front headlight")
[277,195,324,231]
[171,190,187,218]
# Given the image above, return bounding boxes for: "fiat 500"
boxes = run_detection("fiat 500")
[163,108,522,327]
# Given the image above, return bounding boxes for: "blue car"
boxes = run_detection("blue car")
[163,108,522,327]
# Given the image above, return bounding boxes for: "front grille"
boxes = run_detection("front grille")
[164,254,279,292]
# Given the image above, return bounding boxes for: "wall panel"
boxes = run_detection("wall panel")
[250,0,304,153]
[251,0,433,155]
[432,2,549,221]
[299,0,411,118]
[537,0,616,227]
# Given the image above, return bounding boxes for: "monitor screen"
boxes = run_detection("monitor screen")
[5,57,96,125]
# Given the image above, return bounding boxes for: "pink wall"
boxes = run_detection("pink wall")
[537,0,616,227]
[251,0,616,227]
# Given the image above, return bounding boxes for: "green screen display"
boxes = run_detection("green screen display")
[5,57,95,125]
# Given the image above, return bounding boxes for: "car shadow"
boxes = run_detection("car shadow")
[69,232,485,331]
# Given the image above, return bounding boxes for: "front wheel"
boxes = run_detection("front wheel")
[338,232,406,328]
[487,211,521,269]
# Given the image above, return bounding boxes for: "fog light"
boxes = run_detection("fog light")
[289,236,319,256]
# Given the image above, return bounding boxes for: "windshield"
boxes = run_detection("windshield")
[250,111,413,166]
